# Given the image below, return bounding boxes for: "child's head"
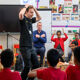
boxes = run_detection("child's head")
[75,32,79,40]
[47,49,60,67]
[1,49,14,68]
[73,47,80,65]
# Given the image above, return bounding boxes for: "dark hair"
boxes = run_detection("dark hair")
[37,22,42,26]
[75,32,79,35]
[47,49,60,67]
[57,30,61,35]
[1,49,14,68]
[73,47,80,63]
[26,6,33,12]
[72,41,78,46]
[37,22,42,24]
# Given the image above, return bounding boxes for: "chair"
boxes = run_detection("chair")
[13,44,24,71]
[0,45,3,54]
[37,54,45,67]
[0,45,3,71]
[13,44,20,67]
[13,44,20,56]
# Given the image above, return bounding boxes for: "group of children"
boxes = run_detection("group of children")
[0,47,80,80]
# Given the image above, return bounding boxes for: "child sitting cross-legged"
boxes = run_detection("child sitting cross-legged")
[28,48,67,80]
[66,46,80,80]
[0,49,22,80]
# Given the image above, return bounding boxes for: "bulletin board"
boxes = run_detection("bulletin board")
[30,0,80,28]
[51,0,80,27]
[20,0,80,27]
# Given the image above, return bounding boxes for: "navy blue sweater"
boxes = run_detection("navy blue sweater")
[33,30,47,48]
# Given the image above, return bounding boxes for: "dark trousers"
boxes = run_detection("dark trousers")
[20,47,39,80]
[34,47,45,66]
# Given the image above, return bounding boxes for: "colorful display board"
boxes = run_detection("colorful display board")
[51,0,80,27]
[20,0,80,27]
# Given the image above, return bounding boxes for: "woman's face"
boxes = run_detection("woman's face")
[57,32,61,38]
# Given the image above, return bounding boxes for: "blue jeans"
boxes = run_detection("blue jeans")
[68,50,72,61]
[20,47,39,80]
[34,47,45,66]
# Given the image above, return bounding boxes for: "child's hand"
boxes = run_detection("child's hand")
[69,61,74,65]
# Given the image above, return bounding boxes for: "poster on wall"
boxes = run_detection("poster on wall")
[62,14,70,20]
[38,0,49,8]
[64,0,72,7]
[64,0,72,14]
[55,0,64,5]
[52,14,61,21]
[52,5,57,13]
[73,5,78,14]
[71,14,79,21]
[64,7,72,14]
[58,4,64,13]
[49,0,55,8]
[72,0,79,5]
[20,0,36,7]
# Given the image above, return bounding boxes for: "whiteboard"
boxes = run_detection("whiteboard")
[33,9,52,43]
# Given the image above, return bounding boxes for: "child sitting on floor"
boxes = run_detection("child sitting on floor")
[66,46,80,80]
[0,49,22,80]
[28,48,67,80]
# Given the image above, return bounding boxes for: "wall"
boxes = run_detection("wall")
[0,0,20,4]
[0,1,80,58]
[0,33,20,51]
